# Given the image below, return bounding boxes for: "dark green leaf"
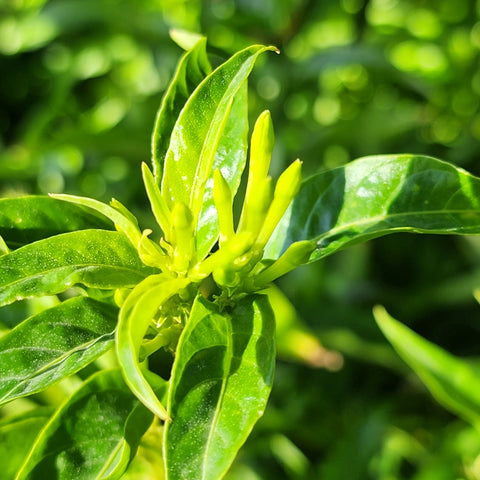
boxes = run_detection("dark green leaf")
[0,196,111,248]
[0,296,117,405]
[0,408,53,480]
[161,45,276,259]
[16,369,167,480]
[266,155,480,262]
[374,306,480,430]
[0,229,156,307]
[164,294,275,480]
[151,37,211,181]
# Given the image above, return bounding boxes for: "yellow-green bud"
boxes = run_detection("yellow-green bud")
[238,110,274,232]
[213,169,235,245]
[253,240,315,287]
[171,201,195,274]
[256,159,302,248]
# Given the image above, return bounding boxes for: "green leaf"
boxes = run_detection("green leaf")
[195,82,249,260]
[0,196,111,248]
[0,230,156,307]
[0,297,117,406]
[161,45,276,258]
[117,274,190,421]
[151,37,211,181]
[164,294,276,480]
[0,408,53,480]
[266,155,480,262]
[374,306,480,430]
[16,369,167,480]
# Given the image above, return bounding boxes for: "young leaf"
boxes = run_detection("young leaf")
[152,37,211,181]
[374,306,480,430]
[0,230,156,307]
[117,274,191,420]
[16,369,167,480]
[161,45,276,257]
[164,294,276,480]
[0,196,111,248]
[0,408,53,480]
[0,296,117,406]
[265,155,480,262]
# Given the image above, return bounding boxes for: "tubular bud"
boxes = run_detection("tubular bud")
[138,229,169,270]
[213,169,235,244]
[239,176,272,237]
[171,202,195,274]
[238,110,274,231]
[253,240,315,287]
[255,159,302,247]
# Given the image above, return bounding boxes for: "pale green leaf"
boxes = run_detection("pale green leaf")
[116,274,190,420]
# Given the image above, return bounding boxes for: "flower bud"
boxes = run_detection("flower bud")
[254,240,315,287]
[213,169,235,244]
[256,159,302,248]
[171,201,195,273]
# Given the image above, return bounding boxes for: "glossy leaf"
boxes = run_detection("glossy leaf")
[151,37,211,181]
[0,230,156,307]
[164,294,275,480]
[374,306,480,430]
[195,82,248,260]
[266,155,480,262]
[0,296,117,406]
[0,408,53,480]
[0,196,111,248]
[161,45,275,257]
[16,369,167,480]
[117,274,190,420]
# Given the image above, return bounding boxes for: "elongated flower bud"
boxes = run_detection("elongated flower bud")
[213,169,235,245]
[255,159,302,248]
[171,201,194,274]
[238,110,274,231]
[254,240,315,287]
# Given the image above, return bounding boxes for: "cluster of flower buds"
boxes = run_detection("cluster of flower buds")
[141,110,315,294]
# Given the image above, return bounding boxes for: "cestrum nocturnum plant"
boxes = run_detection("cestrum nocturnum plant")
[3,37,480,480]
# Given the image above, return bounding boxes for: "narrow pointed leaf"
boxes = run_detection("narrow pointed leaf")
[50,194,142,247]
[0,296,117,405]
[164,294,275,480]
[161,45,275,255]
[16,369,167,480]
[374,306,480,430]
[117,274,190,420]
[0,196,111,248]
[0,230,156,307]
[265,155,480,261]
[151,37,211,180]
[0,408,53,480]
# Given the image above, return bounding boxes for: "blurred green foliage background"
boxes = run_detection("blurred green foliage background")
[2,0,480,478]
